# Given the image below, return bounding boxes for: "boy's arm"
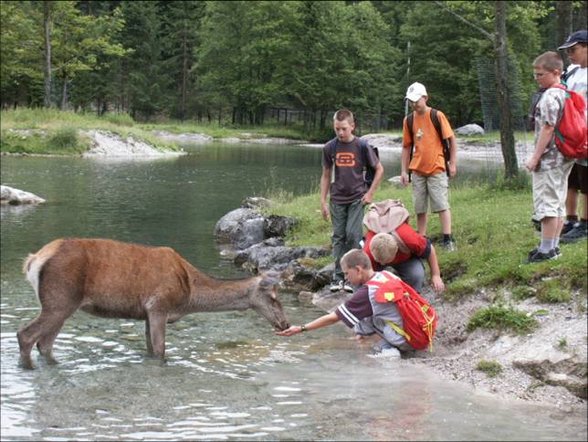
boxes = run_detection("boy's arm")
[362,162,384,205]
[275,312,340,336]
[400,147,411,186]
[526,124,555,172]
[447,135,458,178]
[320,167,331,221]
[426,245,445,294]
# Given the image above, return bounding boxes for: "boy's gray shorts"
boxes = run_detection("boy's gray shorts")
[412,172,449,214]
[532,162,575,219]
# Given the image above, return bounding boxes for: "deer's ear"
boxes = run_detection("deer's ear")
[271,288,277,300]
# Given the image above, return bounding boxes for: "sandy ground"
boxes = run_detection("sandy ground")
[396,287,587,413]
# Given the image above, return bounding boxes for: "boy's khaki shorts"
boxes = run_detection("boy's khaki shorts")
[532,162,574,219]
[412,172,449,214]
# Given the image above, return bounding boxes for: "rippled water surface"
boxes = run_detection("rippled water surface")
[2,142,586,441]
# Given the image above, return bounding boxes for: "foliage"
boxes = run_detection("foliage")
[263,176,586,305]
[535,279,572,303]
[3,1,583,128]
[476,359,503,377]
[467,304,538,334]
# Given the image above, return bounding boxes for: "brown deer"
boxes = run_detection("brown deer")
[17,238,290,369]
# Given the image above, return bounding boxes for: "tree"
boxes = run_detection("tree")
[118,1,169,119]
[0,1,43,107]
[159,1,204,120]
[43,1,53,107]
[424,1,546,180]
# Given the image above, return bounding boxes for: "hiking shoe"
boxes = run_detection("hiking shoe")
[329,280,344,292]
[560,224,588,243]
[525,248,560,264]
[442,239,457,252]
[561,221,577,236]
[370,340,401,358]
[528,246,561,260]
[372,339,393,353]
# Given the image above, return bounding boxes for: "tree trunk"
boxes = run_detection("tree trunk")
[556,1,574,65]
[494,1,518,179]
[43,2,53,108]
[61,78,68,110]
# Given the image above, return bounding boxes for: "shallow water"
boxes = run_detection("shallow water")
[1,142,586,441]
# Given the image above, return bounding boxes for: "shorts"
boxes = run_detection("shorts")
[532,162,574,220]
[567,162,588,194]
[412,172,449,214]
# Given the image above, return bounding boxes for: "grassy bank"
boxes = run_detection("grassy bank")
[0,108,312,155]
[266,182,587,312]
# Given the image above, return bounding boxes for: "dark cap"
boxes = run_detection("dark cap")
[558,30,588,50]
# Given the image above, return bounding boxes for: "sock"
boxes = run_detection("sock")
[443,234,453,242]
[552,237,560,249]
[566,215,578,224]
[538,238,553,253]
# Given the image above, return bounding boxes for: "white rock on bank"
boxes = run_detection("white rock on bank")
[1,185,46,205]
[83,130,185,157]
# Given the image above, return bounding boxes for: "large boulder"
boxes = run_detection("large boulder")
[455,124,485,136]
[214,208,266,250]
[1,185,46,205]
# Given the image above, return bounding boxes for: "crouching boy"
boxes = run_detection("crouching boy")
[276,249,427,357]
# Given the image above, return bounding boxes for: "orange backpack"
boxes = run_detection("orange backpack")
[366,271,437,351]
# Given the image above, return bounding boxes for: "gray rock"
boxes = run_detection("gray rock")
[1,185,46,205]
[455,124,485,136]
[214,208,265,250]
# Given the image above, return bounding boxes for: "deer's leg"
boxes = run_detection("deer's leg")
[17,311,63,369]
[36,319,66,365]
[145,318,153,356]
[146,310,167,360]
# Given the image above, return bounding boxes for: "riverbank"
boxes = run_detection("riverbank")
[2,109,586,413]
[263,184,587,413]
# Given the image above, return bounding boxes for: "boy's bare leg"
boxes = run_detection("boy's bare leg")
[417,213,428,236]
[439,209,452,235]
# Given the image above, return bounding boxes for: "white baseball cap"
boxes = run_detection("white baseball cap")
[405,82,428,102]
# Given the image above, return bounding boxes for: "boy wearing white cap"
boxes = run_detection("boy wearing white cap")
[400,82,458,251]
[558,30,588,243]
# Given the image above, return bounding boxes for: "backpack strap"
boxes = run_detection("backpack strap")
[562,66,579,86]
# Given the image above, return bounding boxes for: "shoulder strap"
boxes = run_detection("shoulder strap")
[430,108,443,140]
[407,112,414,141]
[562,66,579,83]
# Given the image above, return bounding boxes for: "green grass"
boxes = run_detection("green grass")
[467,304,538,334]
[267,180,588,304]
[0,108,182,154]
[476,359,503,377]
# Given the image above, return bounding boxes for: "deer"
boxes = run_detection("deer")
[17,238,290,369]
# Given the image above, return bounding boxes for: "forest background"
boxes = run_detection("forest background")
[1,0,586,141]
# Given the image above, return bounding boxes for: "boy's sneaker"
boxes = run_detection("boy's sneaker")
[528,246,561,261]
[330,280,354,293]
[560,223,588,243]
[329,280,344,292]
[525,248,560,264]
[442,239,457,252]
[370,339,401,358]
[561,221,577,236]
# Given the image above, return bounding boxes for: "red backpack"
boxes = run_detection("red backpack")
[366,271,437,351]
[551,84,588,160]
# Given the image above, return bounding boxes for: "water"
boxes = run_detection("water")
[1,142,585,441]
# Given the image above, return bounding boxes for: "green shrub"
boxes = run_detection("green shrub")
[48,127,79,151]
[476,359,503,377]
[467,304,537,334]
[536,279,572,303]
[102,112,135,126]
